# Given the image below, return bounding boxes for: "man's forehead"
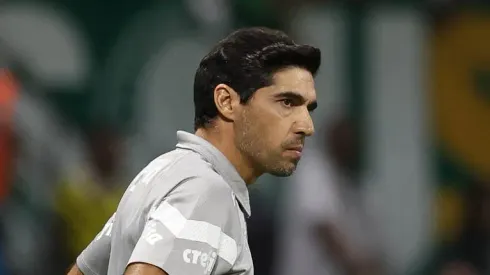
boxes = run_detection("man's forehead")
[272,67,315,83]
[271,68,316,97]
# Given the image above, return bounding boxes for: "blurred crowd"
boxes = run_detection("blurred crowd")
[1,0,490,274]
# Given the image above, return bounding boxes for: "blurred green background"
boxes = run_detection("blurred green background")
[1,0,490,274]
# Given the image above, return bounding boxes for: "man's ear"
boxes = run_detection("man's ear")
[214,84,241,121]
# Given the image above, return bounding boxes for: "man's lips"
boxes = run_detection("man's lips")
[284,145,304,158]
[286,145,303,152]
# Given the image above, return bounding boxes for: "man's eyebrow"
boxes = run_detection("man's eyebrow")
[274,91,305,102]
[274,91,318,111]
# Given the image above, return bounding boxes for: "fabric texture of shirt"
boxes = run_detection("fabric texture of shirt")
[76,131,253,275]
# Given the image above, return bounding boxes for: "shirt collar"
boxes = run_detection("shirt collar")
[175,131,251,217]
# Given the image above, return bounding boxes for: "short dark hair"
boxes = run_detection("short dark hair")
[193,27,321,130]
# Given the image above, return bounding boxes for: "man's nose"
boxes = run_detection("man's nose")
[294,111,315,137]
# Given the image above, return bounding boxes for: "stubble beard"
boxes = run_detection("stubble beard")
[236,120,297,178]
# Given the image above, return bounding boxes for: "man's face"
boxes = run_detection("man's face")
[234,66,317,177]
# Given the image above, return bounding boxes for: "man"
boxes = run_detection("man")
[67,27,321,275]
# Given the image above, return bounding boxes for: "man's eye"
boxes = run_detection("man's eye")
[281,99,293,107]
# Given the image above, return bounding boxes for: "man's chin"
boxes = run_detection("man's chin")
[267,163,297,177]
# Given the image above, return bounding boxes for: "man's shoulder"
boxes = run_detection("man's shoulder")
[147,153,240,232]
[158,148,224,178]
[164,150,229,185]
[116,149,238,237]
[146,148,235,205]
[134,149,220,184]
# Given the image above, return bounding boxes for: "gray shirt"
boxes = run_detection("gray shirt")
[76,131,253,275]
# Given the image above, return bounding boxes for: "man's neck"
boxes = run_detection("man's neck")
[195,127,259,185]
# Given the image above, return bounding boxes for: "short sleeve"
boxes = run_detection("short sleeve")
[76,213,115,275]
[128,177,239,275]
